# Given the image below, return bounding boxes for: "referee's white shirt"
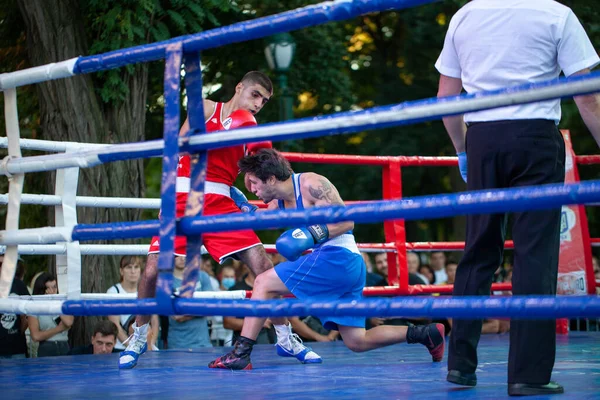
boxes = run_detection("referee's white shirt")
[435,0,599,124]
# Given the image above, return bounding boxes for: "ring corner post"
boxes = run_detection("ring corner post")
[155,43,184,308]
[0,88,24,299]
[179,50,207,299]
[383,158,408,292]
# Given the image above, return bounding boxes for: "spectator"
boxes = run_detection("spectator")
[366,252,384,286]
[418,264,436,285]
[368,253,430,329]
[107,256,158,351]
[430,251,448,284]
[224,267,276,344]
[26,271,45,357]
[230,259,247,282]
[361,252,374,274]
[445,261,458,285]
[201,255,220,291]
[209,265,236,346]
[14,257,26,281]
[373,252,389,279]
[407,252,428,285]
[167,255,213,349]
[28,271,44,295]
[218,265,237,291]
[0,257,29,359]
[372,252,428,286]
[69,320,120,355]
[28,273,73,357]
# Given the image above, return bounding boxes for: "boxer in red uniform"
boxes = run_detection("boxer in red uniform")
[119,71,322,369]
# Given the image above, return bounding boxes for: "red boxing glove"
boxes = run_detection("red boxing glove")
[222,109,257,130]
[246,140,273,155]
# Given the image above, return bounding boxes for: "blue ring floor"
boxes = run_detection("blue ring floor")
[2,333,599,399]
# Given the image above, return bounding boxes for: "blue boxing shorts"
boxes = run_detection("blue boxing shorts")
[275,243,366,330]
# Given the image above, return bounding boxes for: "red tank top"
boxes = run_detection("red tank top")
[204,102,245,185]
[174,102,244,217]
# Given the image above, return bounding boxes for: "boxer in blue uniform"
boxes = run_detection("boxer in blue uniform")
[209,149,445,370]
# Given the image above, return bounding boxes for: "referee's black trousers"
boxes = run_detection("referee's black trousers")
[448,119,565,384]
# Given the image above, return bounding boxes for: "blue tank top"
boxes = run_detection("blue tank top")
[278,173,354,241]
[278,173,303,211]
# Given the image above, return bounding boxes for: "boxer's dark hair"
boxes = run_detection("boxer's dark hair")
[239,148,292,182]
[241,71,273,94]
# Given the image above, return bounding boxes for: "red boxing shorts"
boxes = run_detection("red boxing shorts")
[148,193,262,263]
[148,235,188,257]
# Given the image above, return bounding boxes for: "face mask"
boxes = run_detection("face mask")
[221,277,236,289]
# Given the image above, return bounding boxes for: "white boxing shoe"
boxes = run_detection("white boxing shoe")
[118,322,148,369]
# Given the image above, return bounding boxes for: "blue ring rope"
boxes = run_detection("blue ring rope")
[71,179,600,242]
[60,296,600,319]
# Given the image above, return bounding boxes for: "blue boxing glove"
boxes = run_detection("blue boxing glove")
[230,186,257,213]
[276,225,329,261]
[457,152,467,183]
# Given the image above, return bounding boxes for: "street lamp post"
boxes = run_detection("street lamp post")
[264,33,296,121]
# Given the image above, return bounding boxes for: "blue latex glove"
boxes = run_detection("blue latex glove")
[230,186,257,213]
[457,152,467,183]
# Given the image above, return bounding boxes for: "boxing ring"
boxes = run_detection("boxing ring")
[1,0,600,398]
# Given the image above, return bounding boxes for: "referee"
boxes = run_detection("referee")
[435,0,600,396]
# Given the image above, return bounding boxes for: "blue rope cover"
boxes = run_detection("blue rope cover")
[60,296,600,319]
[72,179,600,241]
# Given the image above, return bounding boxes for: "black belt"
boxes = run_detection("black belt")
[466,119,554,128]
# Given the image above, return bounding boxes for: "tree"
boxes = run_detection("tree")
[12,0,230,345]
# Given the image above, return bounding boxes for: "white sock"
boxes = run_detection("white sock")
[133,322,149,341]
[274,323,292,347]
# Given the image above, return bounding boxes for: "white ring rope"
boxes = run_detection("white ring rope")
[0,137,108,152]
[0,299,64,315]
[0,290,248,315]
[10,290,248,301]
[0,58,78,90]
[0,193,160,209]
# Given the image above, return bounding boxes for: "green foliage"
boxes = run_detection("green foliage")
[81,0,234,103]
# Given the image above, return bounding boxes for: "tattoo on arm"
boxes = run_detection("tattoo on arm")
[308,178,343,205]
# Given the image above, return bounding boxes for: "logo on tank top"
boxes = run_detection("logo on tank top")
[222,117,232,130]
[1,292,18,333]
[211,118,217,124]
